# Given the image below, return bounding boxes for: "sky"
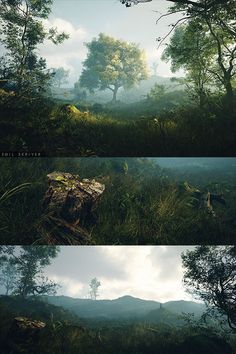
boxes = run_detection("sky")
[45,246,196,302]
[39,0,184,85]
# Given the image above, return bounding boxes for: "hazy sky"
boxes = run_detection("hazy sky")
[39,0,183,84]
[45,246,196,302]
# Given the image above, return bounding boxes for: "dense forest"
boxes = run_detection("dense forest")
[0,246,235,354]
[0,0,235,156]
[0,157,235,244]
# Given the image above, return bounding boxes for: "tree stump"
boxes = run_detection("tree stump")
[206,192,226,217]
[42,172,105,244]
[7,317,46,353]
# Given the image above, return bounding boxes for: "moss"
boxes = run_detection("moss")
[68,105,80,114]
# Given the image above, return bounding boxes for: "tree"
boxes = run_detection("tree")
[147,84,167,102]
[0,0,69,95]
[167,0,233,10]
[0,261,18,295]
[51,67,70,88]
[80,33,148,102]
[89,277,101,300]
[182,246,236,331]
[203,13,236,102]
[151,62,158,76]
[73,81,87,101]
[121,0,233,10]
[162,22,214,106]
[0,246,60,297]
[159,0,236,103]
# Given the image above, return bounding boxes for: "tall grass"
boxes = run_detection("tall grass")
[0,158,235,245]
[0,92,235,156]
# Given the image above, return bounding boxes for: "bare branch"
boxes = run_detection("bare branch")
[156,16,192,49]
[155,9,186,25]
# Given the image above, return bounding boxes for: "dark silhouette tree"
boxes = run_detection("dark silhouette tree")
[0,0,69,95]
[0,246,60,297]
[157,0,236,104]
[182,246,236,331]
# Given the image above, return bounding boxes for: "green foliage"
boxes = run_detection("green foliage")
[1,87,235,156]
[0,295,234,354]
[147,84,167,102]
[0,158,235,245]
[162,22,214,105]
[79,33,148,102]
[0,0,235,156]
[182,246,236,331]
[0,0,69,95]
[0,246,60,297]
[163,1,236,104]
[0,183,30,205]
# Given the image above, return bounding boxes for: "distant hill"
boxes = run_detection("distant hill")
[164,300,206,316]
[44,295,160,319]
[0,296,230,354]
[0,295,79,324]
[44,295,205,321]
[144,307,184,326]
[153,158,236,170]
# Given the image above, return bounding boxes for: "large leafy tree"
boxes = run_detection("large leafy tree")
[0,246,60,297]
[80,33,148,102]
[182,246,236,331]
[160,0,236,103]
[162,22,215,106]
[0,0,69,95]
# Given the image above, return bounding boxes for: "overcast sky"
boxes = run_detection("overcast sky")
[45,246,195,302]
[39,0,184,85]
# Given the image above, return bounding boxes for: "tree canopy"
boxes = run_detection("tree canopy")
[0,246,60,297]
[161,0,236,104]
[182,246,236,331]
[80,33,148,102]
[0,0,69,95]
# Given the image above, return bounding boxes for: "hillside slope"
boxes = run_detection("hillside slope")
[44,295,205,320]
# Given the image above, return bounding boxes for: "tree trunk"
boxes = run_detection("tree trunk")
[224,78,234,102]
[111,86,119,103]
[199,90,207,108]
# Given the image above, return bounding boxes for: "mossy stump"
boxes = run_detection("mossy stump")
[42,172,105,244]
[7,317,46,352]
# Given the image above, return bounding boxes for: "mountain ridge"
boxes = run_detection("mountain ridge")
[43,295,205,321]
